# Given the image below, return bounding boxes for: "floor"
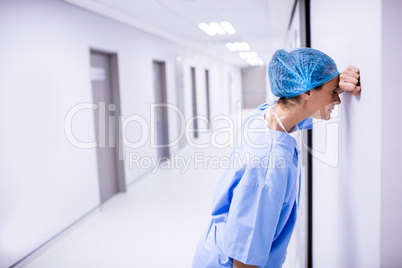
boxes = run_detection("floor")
[19,110,302,268]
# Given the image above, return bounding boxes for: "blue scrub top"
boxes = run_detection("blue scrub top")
[192,102,312,268]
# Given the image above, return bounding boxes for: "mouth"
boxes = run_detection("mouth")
[327,107,334,114]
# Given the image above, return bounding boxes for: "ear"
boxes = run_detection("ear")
[301,91,311,101]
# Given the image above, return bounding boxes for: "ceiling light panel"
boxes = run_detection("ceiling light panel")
[209,22,225,35]
[240,42,250,50]
[226,42,250,52]
[220,21,236,34]
[239,52,257,59]
[198,23,216,36]
[247,58,264,66]
[225,43,236,51]
[198,21,236,36]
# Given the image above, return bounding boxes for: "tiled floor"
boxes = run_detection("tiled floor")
[20,110,302,268]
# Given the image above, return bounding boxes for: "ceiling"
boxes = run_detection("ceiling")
[63,0,295,67]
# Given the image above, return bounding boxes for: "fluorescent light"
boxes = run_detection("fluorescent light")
[226,43,236,51]
[239,52,257,59]
[249,52,257,58]
[198,23,216,36]
[226,42,250,52]
[220,21,236,34]
[199,21,236,36]
[240,42,250,50]
[239,52,247,59]
[247,57,264,66]
[209,22,225,35]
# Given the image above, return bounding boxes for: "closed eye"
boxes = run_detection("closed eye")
[336,87,344,94]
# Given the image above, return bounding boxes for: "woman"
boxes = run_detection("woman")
[192,48,361,268]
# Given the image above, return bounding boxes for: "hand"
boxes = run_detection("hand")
[339,66,361,96]
[233,259,258,268]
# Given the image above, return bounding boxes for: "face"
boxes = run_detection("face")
[308,75,342,120]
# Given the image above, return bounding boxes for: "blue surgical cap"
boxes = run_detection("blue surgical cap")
[268,48,340,98]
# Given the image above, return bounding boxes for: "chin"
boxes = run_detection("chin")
[323,112,332,120]
[318,110,332,120]
[323,108,334,120]
[323,116,331,121]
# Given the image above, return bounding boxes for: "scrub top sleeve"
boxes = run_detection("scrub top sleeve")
[222,166,287,266]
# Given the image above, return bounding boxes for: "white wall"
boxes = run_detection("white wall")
[381,0,402,266]
[311,0,382,267]
[0,0,241,266]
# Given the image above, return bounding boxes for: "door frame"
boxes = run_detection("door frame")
[190,67,198,138]
[152,60,170,160]
[90,48,126,199]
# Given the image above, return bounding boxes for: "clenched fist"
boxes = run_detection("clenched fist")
[339,66,361,96]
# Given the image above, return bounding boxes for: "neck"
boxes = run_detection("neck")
[268,102,310,133]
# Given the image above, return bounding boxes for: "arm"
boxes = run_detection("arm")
[339,66,361,95]
[233,259,258,268]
